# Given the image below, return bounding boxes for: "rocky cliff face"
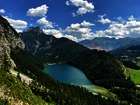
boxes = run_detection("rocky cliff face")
[21,27,56,56]
[0,16,25,70]
[21,27,87,63]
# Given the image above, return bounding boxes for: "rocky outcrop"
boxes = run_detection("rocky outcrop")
[0,16,25,70]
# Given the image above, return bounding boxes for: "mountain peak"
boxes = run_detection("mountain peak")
[0,15,9,24]
[0,16,19,38]
[24,27,42,33]
[0,16,24,69]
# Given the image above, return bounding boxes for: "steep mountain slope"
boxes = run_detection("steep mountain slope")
[68,50,127,87]
[0,67,49,105]
[0,16,24,70]
[21,28,128,88]
[79,37,140,51]
[21,27,88,63]
[0,16,50,105]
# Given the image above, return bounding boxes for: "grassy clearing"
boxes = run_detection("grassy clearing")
[83,85,117,100]
[0,68,54,105]
[126,67,140,85]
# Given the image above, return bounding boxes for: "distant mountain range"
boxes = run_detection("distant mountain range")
[79,37,140,51]
[79,36,140,69]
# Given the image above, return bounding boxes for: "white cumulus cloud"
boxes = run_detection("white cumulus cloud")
[37,17,53,28]
[4,16,28,32]
[43,29,63,38]
[65,34,78,41]
[95,16,140,38]
[64,21,95,41]
[27,4,48,17]
[98,15,111,24]
[0,9,5,14]
[42,20,94,42]
[66,0,95,16]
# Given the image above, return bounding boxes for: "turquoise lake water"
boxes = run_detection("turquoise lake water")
[43,64,92,86]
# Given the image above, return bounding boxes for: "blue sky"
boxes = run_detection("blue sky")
[0,0,140,41]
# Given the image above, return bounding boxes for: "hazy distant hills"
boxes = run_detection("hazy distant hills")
[79,36,140,69]
[79,37,140,51]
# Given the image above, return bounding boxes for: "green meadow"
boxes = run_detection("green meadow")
[126,67,140,85]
